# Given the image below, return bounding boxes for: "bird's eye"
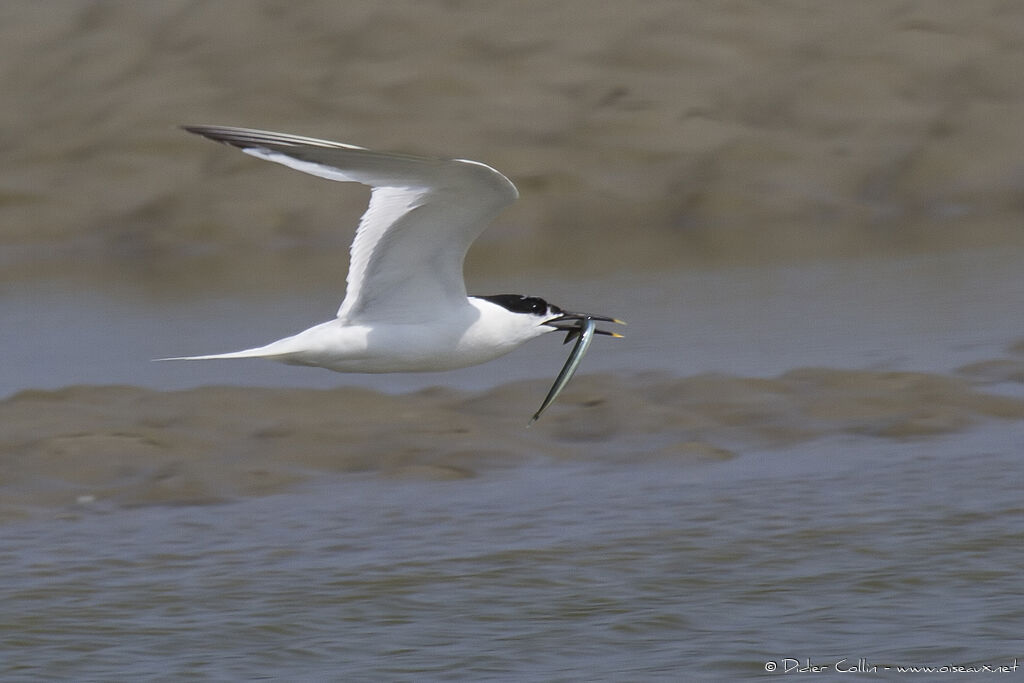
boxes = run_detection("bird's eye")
[523,297,548,314]
[476,294,554,315]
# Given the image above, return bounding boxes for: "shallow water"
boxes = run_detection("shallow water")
[3,249,1024,678]
[5,248,1024,398]
[4,424,1023,679]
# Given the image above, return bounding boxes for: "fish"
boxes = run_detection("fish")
[529,317,598,426]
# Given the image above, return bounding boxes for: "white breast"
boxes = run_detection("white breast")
[268,299,549,373]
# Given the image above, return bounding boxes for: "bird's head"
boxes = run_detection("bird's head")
[475,294,624,344]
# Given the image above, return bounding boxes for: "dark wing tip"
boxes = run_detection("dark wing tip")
[180,125,368,155]
[180,125,271,150]
[179,125,226,137]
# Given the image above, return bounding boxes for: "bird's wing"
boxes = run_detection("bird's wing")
[182,126,519,323]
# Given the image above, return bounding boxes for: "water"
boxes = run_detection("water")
[4,424,1023,680]
[4,248,1024,398]
[3,249,1024,679]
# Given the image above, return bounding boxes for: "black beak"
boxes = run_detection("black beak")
[544,312,626,344]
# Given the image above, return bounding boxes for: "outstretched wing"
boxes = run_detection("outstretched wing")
[183,126,519,323]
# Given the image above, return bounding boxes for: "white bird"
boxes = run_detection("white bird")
[163,126,624,422]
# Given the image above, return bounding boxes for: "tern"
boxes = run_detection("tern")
[163,126,624,423]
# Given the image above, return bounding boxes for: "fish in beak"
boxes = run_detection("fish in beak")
[544,311,626,344]
[529,313,626,426]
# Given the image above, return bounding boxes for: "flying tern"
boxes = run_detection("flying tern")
[163,126,624,423]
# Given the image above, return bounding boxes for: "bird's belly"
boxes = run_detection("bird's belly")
[275,321,519,373]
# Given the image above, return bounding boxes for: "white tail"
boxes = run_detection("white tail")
[155,338,301,363]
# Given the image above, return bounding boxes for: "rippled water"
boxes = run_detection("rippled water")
[4,422,1023,679]
[3,250,1024,679]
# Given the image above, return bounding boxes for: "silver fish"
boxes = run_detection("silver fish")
[529,317,598,426]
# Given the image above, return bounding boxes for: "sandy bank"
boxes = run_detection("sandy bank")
[3,0,1024,279]
[3,367,1022,519]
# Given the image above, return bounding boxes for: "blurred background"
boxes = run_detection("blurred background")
[6,0,1024,396]
[4,0,1023,285]
[4,4,1024,678]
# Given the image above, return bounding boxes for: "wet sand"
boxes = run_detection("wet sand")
[4,365,1023,520]
[3,0,1024,284]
